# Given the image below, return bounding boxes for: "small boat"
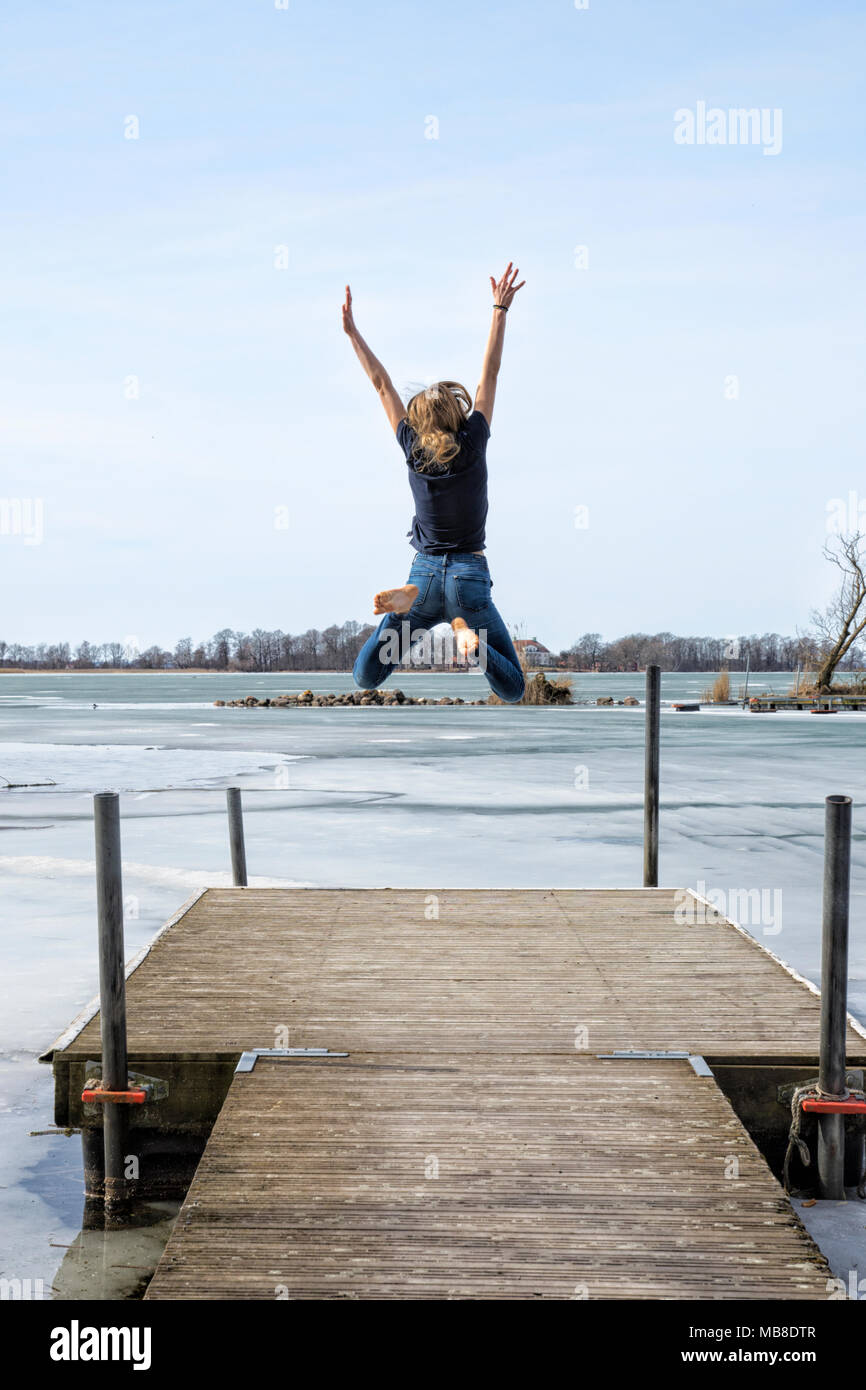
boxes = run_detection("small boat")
[810,706,838,714]
[672,702,700,712]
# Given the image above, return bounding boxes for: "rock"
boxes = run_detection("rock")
[623,696,640,706]
[596,696,614,706]
[214,686,494,708]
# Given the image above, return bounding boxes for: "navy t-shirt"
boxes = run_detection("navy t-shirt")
[396,409,490,554]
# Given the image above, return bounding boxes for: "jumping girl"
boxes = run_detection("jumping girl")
[342,262,527,703]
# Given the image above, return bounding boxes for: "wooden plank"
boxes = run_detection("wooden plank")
[145,1055,830,1301]
[55,888,865,1060]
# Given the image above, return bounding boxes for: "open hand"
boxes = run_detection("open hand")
[341,284,357,336]
[489,261,525,309]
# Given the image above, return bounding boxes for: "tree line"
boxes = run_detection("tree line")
[562,631,865,672]
[1,625,863,673]
[0,623,376,672]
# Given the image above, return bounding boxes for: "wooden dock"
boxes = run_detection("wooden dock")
[746,693,866,713]
[45,888,866,1300]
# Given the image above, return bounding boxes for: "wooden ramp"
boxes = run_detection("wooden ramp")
[146,1053,828,1301]
[47,888,866,1299]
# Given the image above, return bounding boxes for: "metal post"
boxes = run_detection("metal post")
[643,664,661,887]
[94,791,128,1222]
[227,787,248,886]
[817,794,852,1199]
[742,653,750,708]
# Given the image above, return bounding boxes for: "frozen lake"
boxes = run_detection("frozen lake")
[0,668,863,1293]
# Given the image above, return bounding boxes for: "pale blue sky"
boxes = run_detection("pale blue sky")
[1,0,864,653]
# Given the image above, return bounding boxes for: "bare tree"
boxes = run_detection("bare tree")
[210,629,235,670]
[174,637,193,669]
[139,645,168,669]
[566,633,604,669]
[808,533,866,690]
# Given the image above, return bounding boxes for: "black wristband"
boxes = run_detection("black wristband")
[493,304,508,312]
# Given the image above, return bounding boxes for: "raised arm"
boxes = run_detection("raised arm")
[474,261,525,427]
[341,285,406,433]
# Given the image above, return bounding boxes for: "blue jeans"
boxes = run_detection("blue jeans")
[353,552,526,703]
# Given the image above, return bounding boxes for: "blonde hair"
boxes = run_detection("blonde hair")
[406,380,473,473]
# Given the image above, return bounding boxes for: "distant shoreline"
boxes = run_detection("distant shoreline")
[0,666,533,678]
[0,667,240,675]
[0,666,800,677]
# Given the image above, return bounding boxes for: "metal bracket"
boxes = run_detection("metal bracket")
[597,1050,714,1078]
[82,1061,168,1105]
[777,1070,864,1108]
[802,1097,866,1115]
[235,1048,349,1073]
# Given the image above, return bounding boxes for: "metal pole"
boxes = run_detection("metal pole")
[227,787,248,886]
[817,794,852,1199]
[742,653,750,707]
[94,791,128,1222]
[643,664,661,887]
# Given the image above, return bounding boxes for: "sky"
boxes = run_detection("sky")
[1,0,864,655]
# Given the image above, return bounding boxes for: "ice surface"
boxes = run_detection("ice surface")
[1,670,864,1289]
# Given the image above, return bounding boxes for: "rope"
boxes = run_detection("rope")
[783,1081,866,1198]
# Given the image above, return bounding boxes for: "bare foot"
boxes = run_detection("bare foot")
[373,584,418,615]
[452,617,479,658]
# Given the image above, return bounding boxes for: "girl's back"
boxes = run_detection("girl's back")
[398,406,490,555]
